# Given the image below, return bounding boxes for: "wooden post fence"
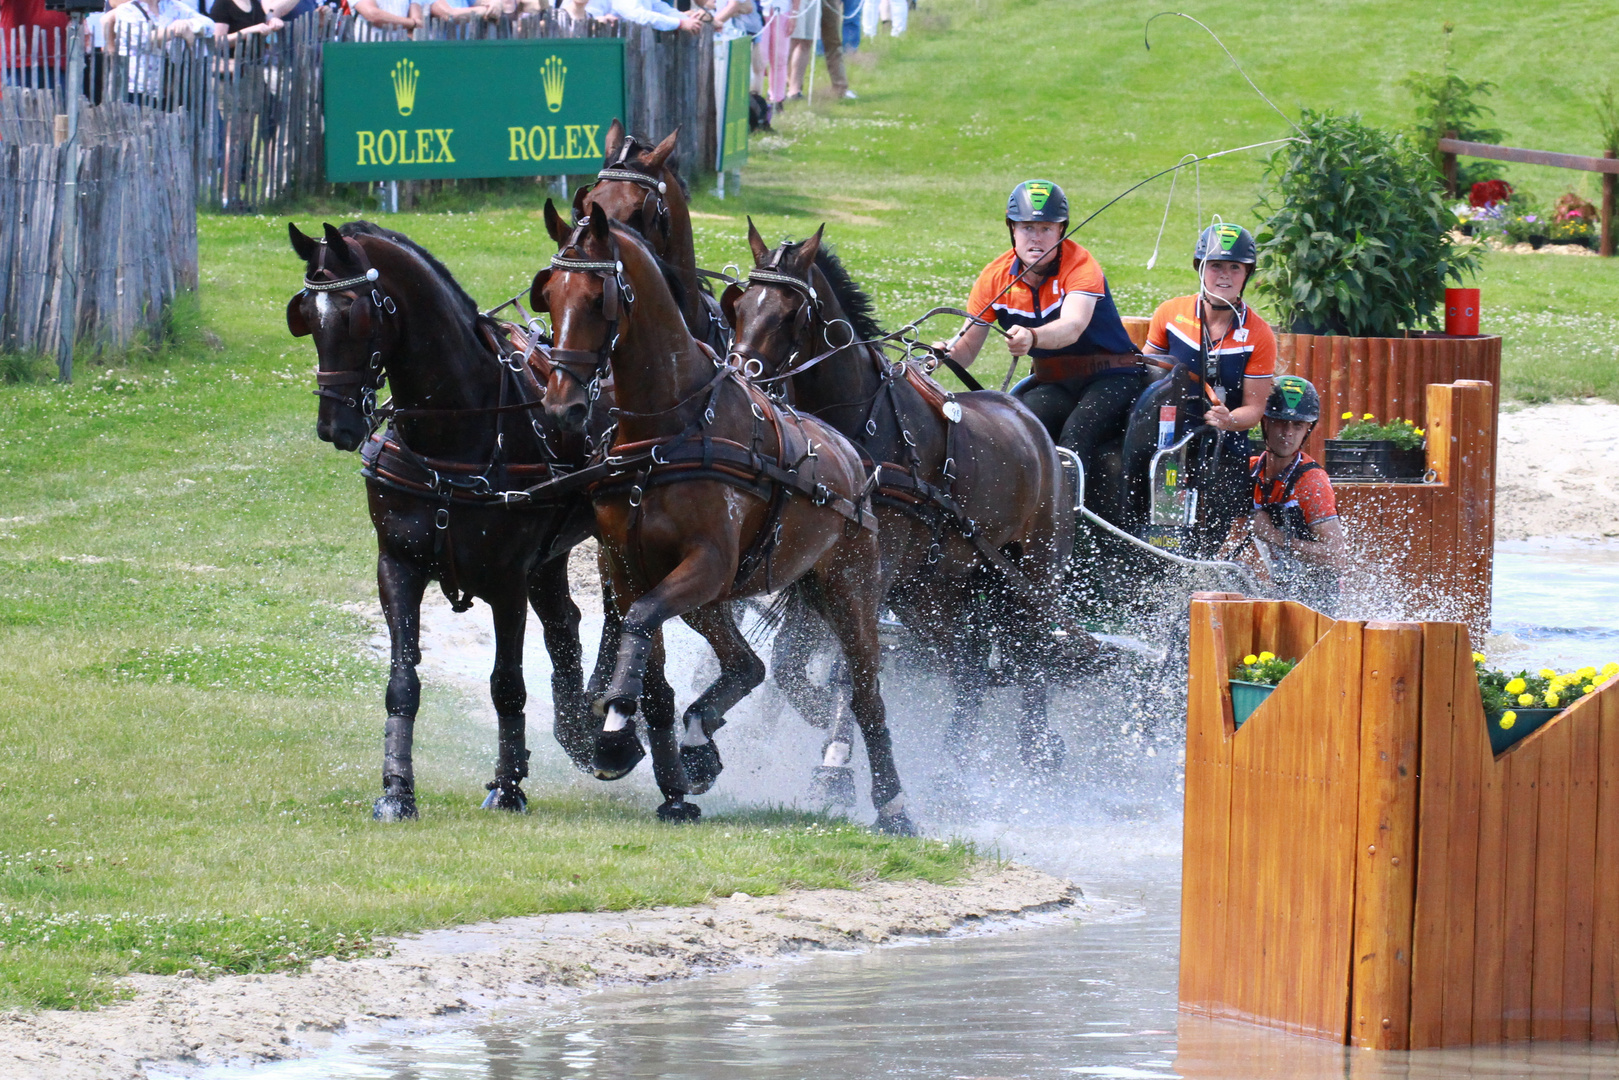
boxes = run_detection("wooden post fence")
[1438,136,1619,256]
[1181,593,1619,1049]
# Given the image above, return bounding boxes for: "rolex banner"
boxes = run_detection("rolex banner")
[322,39,625,181]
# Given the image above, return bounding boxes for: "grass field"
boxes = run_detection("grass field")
[2,0,1616,1012]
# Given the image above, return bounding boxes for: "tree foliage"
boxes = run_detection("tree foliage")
[1252,110,1480,338]
[1400,22,1504,188]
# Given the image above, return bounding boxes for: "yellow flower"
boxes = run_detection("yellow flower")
[1539,668,1556,679]
[1544,691,1560,708]
[1586,684,1597,694]
[1243,654,1258,666]
[1472,652,1486,664]
[1404,418,1416,426]
[1549,676,1566,692]
[1258,651,1275,662]
[1578,666,1596,680]
[1342,411,1353,420]
[1414,428,1425,436]
[1518,693,1535,706]
[1505,678,1526,694]
[1363,412,1375,420]
[1500,711,1517,729]
[1603,662,1618,677]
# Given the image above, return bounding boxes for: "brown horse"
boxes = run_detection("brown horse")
[724,224,1092,784]
[288,221,616,820]
[573,120,730,356]
[531,206,914,833]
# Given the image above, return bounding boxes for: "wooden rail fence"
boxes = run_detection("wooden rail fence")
[1,16,717,214]
[0,88,196,359]
[1181,593,1619,1049]
[1438,135,1617,257]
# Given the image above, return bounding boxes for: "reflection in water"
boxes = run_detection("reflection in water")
[171,544,1619,1080]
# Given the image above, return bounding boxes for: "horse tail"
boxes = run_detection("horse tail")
[744,586,797,647]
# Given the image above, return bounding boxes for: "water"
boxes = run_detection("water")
[166,543,1619,1080]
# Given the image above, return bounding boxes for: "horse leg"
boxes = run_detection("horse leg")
[1015,673,1066,774]
[640,631,700,822]
[482,585,532,813]
[943,615,992,770]
[677,602,768,794]
[802,553,915,836]
[811,657,859,809]
[591,549,646,781]
[528,554,594,773]
[376,552,427,821]
[768,589,838,730]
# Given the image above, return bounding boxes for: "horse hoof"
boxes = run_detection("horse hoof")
[656,798,702,822]
[811,765,857,809]
[873,809,918,837]
[480,780,528,813]
[592,727,646,781]
[680,742,724,795]
[372,792,418,822]
[1020,729,1067,773]
[553,714,598,776]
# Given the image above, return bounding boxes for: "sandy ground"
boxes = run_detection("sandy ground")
[0,865,1080,1080]
[1495,399,1619,540]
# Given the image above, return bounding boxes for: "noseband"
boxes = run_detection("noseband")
[302,239,396,418]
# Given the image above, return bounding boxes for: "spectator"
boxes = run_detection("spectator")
[859,0,903,37]
[110,0,216,101]
[1,0,69,89]
[354,0,422,32]
[785,0,850,101]
[428,0,500,22]
[567,0,704,33]
[208,0,284,42]
[693,0,761,37]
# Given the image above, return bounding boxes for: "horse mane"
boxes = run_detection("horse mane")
[808,243,883,342]
[338,221,486,325]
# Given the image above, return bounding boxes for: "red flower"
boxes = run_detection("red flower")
[1470,180,1513,208]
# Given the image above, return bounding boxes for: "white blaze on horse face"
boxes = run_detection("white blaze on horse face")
[314,290,336,331]
[602,704,632,733]
[821,739,851,768]
[678,713,709,748]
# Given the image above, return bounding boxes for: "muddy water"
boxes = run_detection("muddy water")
[174,543,1619,1079]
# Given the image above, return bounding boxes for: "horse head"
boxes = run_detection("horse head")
[576,120,684,256]
[723,218,826,381]
[287,222,398,452]
[532,202,629,436]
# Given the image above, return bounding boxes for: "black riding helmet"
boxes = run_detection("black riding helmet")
[1006,180,1069,226]
[1263,375,1321,424]
[1193,223,1257,289]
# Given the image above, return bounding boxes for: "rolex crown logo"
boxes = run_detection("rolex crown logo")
[391,59,419,117]
[541,55,567,114]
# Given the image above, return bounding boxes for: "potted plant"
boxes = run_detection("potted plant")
[1253,111,1482,337]
[1475,653,1618,754]
[1229,651,1299,728]
[1325,413,1427,480]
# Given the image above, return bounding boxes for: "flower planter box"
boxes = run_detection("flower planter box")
[1485,706,1561,755]
[1229,679,1276,728]
[1323,439,1427,481]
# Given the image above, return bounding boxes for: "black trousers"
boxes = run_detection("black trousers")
[1014,370,1148,459]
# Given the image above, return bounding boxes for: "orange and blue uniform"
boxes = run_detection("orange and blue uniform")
[1249,452,1337,539]
[967,238,1136,382]
[1145,295,1276,407]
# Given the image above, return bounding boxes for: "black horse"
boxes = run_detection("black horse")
[288,221,629,820]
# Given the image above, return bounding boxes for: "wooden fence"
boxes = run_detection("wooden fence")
[1439,136,1617,257]
[1,16,717,213]
[0,88,196,358]
[1181,593,1619,1049]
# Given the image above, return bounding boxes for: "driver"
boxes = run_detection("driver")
[941,180,1141,458]
[1232,375,1348,613]
[1140,222,1273,439]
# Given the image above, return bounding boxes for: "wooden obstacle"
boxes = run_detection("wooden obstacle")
[1181,593,1619,1049]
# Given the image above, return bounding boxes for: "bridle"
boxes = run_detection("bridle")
[301,238,396,420]
[591,137,673,243]
[545,221,633,404]
[731,248,839,385]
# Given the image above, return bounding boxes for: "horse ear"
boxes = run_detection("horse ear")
[543,198,570,245]
[589,209,610,244]
[746,217,769,266]
[288,222,318,262]
[348,294,374,341]
[645,126,680,171]
[286,293,311,337]
[720,283,743,328]
[603,118,625,164]
[797,224,825,270]
[529,268,552,313]
[571,184,591,222]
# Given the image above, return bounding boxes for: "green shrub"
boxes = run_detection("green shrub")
[1253,110,1481,337]
[1401,22,1505,189]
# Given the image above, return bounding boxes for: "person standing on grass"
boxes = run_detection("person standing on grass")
[940,179,1141,462]
[784,0,852,101]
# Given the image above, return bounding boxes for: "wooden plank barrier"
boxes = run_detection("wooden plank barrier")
[1180,594,1619,1049]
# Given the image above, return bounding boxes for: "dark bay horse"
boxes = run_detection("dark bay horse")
[288,221,604,821]
[574,120,730,356]
[531,207,914,834]
[724,224,1090,784]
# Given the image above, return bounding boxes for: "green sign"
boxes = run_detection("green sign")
[323,39,625,181]
[716,37,749,172]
